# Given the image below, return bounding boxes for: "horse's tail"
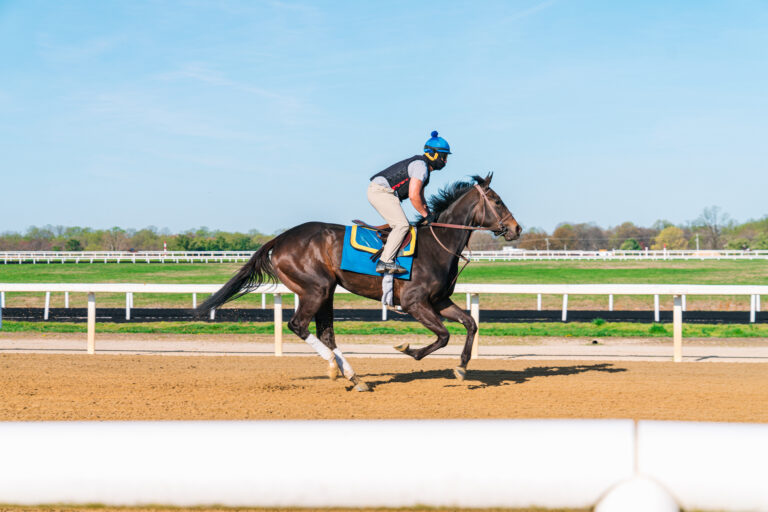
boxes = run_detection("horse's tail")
[195,236,280,316]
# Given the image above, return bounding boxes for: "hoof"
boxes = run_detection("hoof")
[453,367,466,381]
[393,342,410,353]
[328,357,340,381]
[350,375,371,392]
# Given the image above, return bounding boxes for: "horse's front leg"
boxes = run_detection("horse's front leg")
[436,300,477,381]
[393,300,450,361]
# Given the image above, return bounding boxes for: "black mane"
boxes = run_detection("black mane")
[422,175,484,220]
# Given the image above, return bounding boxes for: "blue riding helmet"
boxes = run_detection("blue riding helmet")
[424,130,451,154]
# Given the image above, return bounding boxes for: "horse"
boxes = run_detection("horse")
[197,173,521,391]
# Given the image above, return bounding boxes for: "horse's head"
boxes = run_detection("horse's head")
[471,173,522,241]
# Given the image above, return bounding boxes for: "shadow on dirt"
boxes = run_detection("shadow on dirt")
[363,363,627,390]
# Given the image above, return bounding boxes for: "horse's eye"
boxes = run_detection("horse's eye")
[494,199,501,205]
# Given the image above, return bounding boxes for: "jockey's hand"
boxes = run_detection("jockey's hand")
[425,211,438,224]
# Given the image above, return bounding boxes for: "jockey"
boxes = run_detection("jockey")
[368,130,451,274]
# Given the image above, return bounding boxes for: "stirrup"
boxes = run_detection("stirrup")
[376,260,406,274]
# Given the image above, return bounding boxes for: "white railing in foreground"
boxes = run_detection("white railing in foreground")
[1,283,766,361]
[3,248,768,263]
[0,420,766,511]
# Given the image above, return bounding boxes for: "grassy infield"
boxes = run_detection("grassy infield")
[1,259,767,338]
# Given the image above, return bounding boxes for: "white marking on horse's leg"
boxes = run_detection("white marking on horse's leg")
[332,348,356,379]
[304,334,333,361]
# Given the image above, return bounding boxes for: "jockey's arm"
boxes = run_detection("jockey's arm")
[408,178,429,217]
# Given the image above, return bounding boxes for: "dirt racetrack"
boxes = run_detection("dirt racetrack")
[2,353,767,422]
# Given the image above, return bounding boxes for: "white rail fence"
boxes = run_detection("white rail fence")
[3,248,768,264]
[1,250,252,264]
[1,283,766,361]
[0,419,766,511]
[469,248,768,261]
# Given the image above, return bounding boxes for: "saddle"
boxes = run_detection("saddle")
[352,219,415,262]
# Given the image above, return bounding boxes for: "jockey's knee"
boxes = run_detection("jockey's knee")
[390,222,409,237]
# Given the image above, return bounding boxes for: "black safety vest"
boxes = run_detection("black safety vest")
[370,155,431,201]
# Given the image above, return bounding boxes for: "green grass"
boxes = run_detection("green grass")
[4,320,768,338]
[460,260,768,285]
[2,259,767,285]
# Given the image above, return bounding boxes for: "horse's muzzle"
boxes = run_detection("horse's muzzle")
[501,223,522,241]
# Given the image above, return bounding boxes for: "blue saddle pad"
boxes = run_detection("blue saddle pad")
[340,225,415,280]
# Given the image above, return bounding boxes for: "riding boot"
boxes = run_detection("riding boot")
[376,260,407,274]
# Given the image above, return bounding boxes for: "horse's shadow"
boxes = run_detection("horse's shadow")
[364,363,627,390]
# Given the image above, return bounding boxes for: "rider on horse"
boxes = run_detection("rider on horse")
[368,130,451,274]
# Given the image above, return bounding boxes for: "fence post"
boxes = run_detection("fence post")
[192,293,197,309]
[87,292,96,354]
[466,293,470,311]
[608,294,613,312]
[274,294,283,356]
[470,293,480,358]
[0,291,4,308]
[682,294,686,312]
[750,295,756,324]
[125,293,131,320]
[654,295,660,322]
[537,293,542,311]
[44,291,50,321]
[261,293,266,309]
[561,294,568,322]
[673,294,683,362]
[64,291,69,309]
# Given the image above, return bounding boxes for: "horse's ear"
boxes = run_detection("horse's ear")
[483,172,493,188]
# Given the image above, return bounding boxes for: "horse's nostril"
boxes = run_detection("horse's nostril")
[516,225,522,234]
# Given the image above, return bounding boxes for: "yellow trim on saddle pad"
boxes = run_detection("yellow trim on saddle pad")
[350,225,416,257]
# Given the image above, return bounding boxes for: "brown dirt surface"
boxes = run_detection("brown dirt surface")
[2,354,767,422]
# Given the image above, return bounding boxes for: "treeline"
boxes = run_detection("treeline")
[468,207,768,251]
[0,226,274,252]
[3,206,767,252]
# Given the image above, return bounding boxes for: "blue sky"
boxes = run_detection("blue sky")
[1,0,767,235]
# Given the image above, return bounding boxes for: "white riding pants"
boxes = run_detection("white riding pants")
[367,182,410,263]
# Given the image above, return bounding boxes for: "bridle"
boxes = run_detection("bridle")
[428,184,515,284]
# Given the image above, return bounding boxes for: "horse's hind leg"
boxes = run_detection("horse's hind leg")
[315,296,340,381]
[283,286,337,371]
[315,295,369,391]
[436,300,477,381]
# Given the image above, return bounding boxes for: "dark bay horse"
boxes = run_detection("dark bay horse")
[197,174,521,390]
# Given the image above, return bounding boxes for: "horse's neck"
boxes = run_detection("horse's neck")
[430,190,476,256]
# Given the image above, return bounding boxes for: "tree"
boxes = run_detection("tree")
[619,238,641,250]
[550,224,576,250]
[516,228,550,250]
[64,238,83,251]
[652,226,688,250]
[692,206,731,249]
[102,227,129,251]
